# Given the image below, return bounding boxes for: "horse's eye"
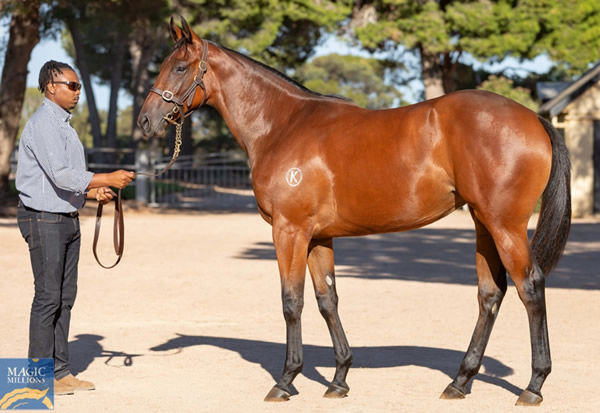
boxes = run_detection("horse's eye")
[175,64,187,73]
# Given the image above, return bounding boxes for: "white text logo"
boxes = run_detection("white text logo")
[286,168,303,187]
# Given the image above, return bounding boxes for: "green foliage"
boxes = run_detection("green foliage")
[17,87,44,139]
[355,0,600,83]
[116,105,134,147]
[296,53,405,108]
[477,75,538,111]
[192,107,239,153]
[7,179,17,195]
[355,0,450,52]
[70,104,106,148]
[182,0,354,68]
[535,0,600,75]
[119,183,136,200]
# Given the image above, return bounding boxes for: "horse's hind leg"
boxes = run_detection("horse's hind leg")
[441,209,507,400]
[264,224,310,402]
[475,214,550,406]
[307,238,352,398]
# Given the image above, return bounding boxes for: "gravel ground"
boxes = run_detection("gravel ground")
[1,205,599,412]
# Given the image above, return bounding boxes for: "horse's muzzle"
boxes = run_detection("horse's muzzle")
[138,112,168,138]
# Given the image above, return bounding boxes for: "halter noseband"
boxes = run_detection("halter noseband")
[150,40,209,125]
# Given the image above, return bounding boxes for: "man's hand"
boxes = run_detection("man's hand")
[108,170,135,189]
[87,187,117,204]
[88,170,135,191]
[95,187,117,204]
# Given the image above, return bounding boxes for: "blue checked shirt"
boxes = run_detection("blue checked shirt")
[16,98,94,213]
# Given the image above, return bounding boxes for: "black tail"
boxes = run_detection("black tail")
[531,116,571,276]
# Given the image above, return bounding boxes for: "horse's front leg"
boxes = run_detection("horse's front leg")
[264,222,311,402]
[307,238,352,398]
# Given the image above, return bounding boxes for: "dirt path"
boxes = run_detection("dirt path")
[1,208,599,412]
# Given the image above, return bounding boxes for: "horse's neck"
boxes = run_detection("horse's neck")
[208,49,310,167]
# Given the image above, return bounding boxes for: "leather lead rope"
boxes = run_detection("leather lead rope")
[93,188,124,269]
[91,121,182,270]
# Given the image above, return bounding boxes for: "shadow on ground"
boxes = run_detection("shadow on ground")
[150,186,257,213]
[150,333,521,396]
[69,334,141,376]
[236,222,600,290]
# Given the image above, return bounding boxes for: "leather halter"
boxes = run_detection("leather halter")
[92,40,209,269]
[149,40,209,123]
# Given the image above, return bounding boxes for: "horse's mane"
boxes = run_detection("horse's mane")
[220,44,350,102]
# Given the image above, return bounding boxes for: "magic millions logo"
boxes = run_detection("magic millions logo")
[0,358,54,410]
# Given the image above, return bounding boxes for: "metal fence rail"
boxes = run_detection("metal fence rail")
[142,152,254,208]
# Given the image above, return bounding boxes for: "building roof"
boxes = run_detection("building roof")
[536,82,570,101]
[538,62,600,117]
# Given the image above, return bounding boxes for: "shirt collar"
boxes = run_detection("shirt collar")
[42,98,72,123]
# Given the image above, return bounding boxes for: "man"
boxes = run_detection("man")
[16,60,135,395]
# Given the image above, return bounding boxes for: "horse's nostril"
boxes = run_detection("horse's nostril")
[139,113,152,134]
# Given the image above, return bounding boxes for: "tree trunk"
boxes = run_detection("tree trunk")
[67,18,103,149]
[441,51,461,94]
[106,32,127,151]
[0,1,39,197]
[419,45,445,100]
[129,26,157,145]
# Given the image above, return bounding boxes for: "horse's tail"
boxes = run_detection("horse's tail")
[530,116,572,276]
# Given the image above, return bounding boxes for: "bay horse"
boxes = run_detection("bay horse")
[138,18,571,406]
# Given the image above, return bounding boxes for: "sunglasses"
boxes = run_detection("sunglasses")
[53,81,82,91]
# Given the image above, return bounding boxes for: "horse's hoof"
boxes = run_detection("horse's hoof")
[323,383,349,398]
[440,383,466,400]
[515,389,543,406]
[264,386,291,402]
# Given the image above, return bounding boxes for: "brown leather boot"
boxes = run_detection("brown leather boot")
[55,374,95,391]
[54,378,75,395]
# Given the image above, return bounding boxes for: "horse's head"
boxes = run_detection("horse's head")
[138,17,208,138]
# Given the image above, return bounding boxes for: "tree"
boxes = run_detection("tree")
[16,87,44,139]
[128,12,166,144]
[477,75,537,111]
[536,0,600,76]
[351,0,600,100]
[177,0,354,68]
[55,0,169,152]
[61,11,103,149]
[0,0,39,198]
[296,53,406,108]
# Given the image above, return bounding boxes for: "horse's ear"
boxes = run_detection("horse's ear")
[169,16,182,43]
[180,16,193,43]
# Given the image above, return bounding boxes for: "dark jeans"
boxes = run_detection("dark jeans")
[17,204,81,380]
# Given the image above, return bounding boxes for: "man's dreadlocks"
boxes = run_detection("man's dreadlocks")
[38,60,75,93]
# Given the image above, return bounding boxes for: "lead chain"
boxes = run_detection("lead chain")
[173,120,182,158]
